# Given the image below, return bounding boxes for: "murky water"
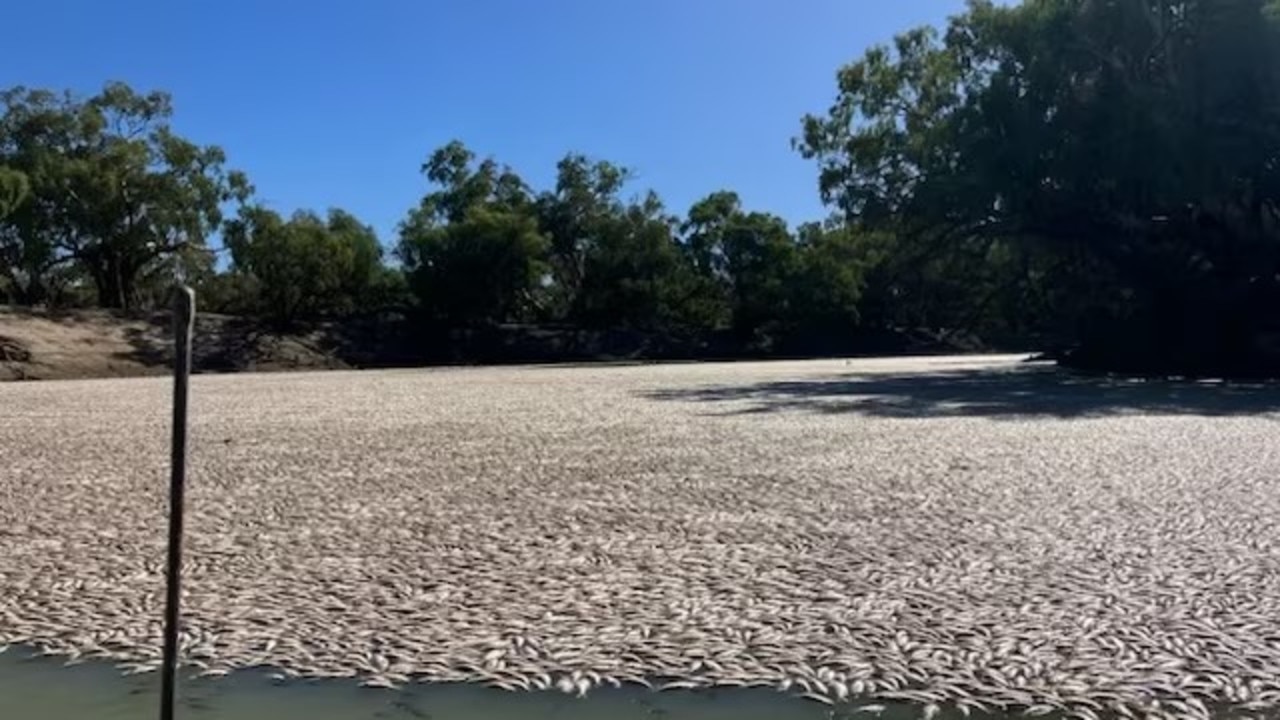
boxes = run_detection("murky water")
[0,646,856,720]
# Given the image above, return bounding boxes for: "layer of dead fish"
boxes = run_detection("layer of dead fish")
[2,359,1280,720]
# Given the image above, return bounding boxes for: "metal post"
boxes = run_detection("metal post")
[160,286,195,720]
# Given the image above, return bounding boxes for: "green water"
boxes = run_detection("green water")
[0,646,857,720]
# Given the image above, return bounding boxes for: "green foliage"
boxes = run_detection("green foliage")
[401,205,549,326]
[0,167,29,302]
[398,142,548,326]
[394,139,881,349]
[395,141,871,346]
[194,269,263,318]
[0,167,27,220]
[682,191,799,344]
[788,223,870,334]
[224,206,389,325]
[798,0,1280,372]
[572,191,697,331]
[534,154,634,319]
[533,154,722,332]
[0,82,249,309]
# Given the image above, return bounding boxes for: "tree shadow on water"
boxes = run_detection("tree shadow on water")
[641,363,1280,419]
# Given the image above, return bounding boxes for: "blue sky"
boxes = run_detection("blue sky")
[5,1,971,245]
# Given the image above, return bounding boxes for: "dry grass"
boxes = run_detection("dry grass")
[2,356,1280,718]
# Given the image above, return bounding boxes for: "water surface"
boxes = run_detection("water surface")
[0,646,852,720]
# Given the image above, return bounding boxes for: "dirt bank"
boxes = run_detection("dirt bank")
[0,308,347,381]
[1,306,996,381]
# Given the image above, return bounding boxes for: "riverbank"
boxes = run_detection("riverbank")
[0,306,994,381]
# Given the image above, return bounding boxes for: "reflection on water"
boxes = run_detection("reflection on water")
[0,646,851,720]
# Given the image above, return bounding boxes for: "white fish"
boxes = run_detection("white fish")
[660,679,699,691]
[359,675,397,690]
[832,680,850,701]
[801,692,833,705]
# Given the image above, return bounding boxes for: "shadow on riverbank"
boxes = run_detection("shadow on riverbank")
[641,363,1280,419]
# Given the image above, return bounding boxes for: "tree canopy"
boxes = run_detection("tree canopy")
[222,207,390,326]
[0,167,27,221]
[0,83,249,308]
[396,142,549,327]
[797,0,1280,373]
[4,3,1278,374]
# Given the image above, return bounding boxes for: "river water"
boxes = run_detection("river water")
[0,645,870,720]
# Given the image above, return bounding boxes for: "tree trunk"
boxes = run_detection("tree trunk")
[90,251,135,310]
[2,267,46,306]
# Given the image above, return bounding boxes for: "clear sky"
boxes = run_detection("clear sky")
[5,1,971,245]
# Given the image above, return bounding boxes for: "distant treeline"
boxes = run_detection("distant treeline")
[3,0,1278,374]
